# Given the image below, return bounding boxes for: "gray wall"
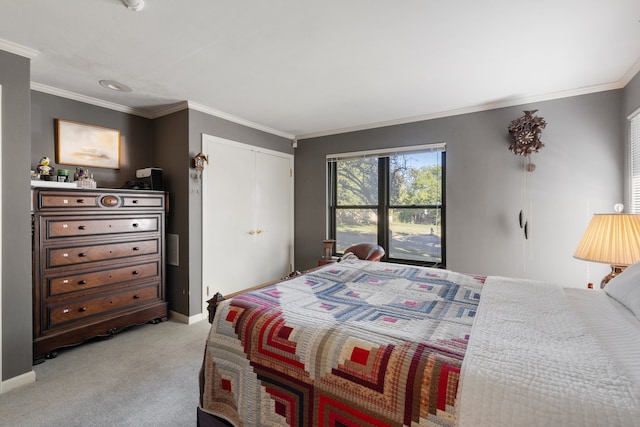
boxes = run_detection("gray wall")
[154,110,189,315]
[625,72,640,118]
[1,50,33,381]
[295,90,625,288]
[31,91,155,188]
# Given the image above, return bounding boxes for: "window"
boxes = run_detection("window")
[630,109,640,213]
[328,144,445,267]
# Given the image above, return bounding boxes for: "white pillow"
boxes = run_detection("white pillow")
[339,252,360,261]
[604,261,640,319]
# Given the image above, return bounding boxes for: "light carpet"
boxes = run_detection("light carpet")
[0,319,212,427]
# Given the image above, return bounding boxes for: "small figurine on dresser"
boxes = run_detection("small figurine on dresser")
[36,157,54,180]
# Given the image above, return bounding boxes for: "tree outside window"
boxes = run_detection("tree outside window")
[329,147,445,266]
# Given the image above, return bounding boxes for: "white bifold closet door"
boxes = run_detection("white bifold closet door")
[202,134,294,308]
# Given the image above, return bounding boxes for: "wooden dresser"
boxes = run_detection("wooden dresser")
[32,188,168,362]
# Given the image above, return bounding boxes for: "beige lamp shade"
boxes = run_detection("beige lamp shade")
[574,213,640,266]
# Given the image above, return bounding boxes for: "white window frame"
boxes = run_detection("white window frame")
[629,107,640,214]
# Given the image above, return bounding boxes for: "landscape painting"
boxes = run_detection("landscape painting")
[56,119,120,169]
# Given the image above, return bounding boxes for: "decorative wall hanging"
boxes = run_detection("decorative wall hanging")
[508,110,546,172]
[56,119,120,169]
[518,209,528,239]
[191,152,209,195]
[193,152,208,171]
[508,110,546,243]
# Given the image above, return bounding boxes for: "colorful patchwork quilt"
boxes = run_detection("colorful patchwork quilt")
[200,259,484,426]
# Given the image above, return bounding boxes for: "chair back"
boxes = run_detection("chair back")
[344,243,385,261]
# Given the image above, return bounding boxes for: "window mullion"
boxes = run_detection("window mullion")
[328,162,337,243]
[379,158,389,257]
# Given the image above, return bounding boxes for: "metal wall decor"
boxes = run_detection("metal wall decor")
[508,110,546,172]
[508,110,546,242]
[519,209,528,239]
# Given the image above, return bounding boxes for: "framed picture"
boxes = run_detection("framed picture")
[56,119,120,169]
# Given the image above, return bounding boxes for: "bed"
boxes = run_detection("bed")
[198,257,640,426]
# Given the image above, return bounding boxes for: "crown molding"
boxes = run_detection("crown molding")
[621,56,640,87]
[29,84,294,139]
[148,101,189,119]
[30,82,154,118]
[297,81,626,140]
[185,101,294,140]
[0,38,39,59]
[29,60,639,142]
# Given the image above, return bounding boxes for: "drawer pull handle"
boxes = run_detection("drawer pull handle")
[78,253,87,257]
[132,199,139,204]
[78,225,86,230]
[132,270,139,275]
[132,223,139,228]
[133,294,140,299]
[78,280,87,285]
[102,196,118,206]
[77,199,85,204]
[79,307,87,312]
[132,247,140,251]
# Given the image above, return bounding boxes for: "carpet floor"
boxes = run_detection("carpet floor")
[0,319,212,427]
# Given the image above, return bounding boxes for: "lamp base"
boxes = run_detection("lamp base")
[600,265,626,289]
[322,239,335,260]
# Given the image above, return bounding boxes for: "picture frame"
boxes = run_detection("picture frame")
[55,119,120,169]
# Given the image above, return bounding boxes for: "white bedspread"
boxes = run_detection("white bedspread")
[457,276,640,427]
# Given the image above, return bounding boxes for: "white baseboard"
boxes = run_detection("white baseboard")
[1,369,36,394]
[169,310,207,325]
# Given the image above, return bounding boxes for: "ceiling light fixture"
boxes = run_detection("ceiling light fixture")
[121,0,145,12]
[99,80,132,92]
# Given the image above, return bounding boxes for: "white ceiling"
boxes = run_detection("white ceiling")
[1,0,639,139]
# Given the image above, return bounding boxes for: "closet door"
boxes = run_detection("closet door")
[202,135,293,304]
[203,138,257,297]
[254,151,294,281]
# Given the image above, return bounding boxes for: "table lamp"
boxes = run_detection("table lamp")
[574,204,640,288]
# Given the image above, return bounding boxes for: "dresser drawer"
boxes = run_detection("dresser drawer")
[47,239,159,268]
[47,261,160,296]
[39,193,100,209]
[47,283,161,327]
[121,194,164,208]
[36,190,165,211]
[45,216,159,239]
